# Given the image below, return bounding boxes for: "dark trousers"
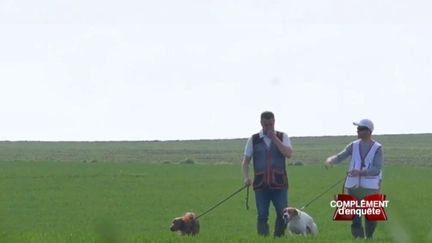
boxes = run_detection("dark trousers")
[347,187,380,239]
[255,188,288,237]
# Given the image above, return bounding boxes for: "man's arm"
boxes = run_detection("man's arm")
[242,137,253,186]
[267,131,292,158]
[325,143,353,168]
[242,156,252,186]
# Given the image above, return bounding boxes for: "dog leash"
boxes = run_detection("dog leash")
[196,185,249,219]
[300,176,346,211]
[245,185,249,210]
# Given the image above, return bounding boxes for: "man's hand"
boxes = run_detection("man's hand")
[349,169,361,177]
[266,129,277,141]
[244,178,252,186]
[265,129,292,158]
[325,156,335,169]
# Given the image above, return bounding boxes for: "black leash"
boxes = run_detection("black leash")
[245,185,250,210]
[196,185,249,219]
[300,176,346,211]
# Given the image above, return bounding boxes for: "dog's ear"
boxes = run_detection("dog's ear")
[287,208,298,216]
[176,218,185,225]
[179,218,186,228]
[170,218,183,232]
[173,218,185,230]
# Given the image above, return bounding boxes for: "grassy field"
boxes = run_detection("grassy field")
[0,134,431,242]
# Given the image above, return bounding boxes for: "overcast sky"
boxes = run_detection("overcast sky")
[1,0,431,141]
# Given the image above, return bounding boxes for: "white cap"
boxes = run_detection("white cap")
[353,119,374,132]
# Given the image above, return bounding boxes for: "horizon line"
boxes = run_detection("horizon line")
[1,132,431,143]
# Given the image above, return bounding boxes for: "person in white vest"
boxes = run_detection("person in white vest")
[325,119,383,240]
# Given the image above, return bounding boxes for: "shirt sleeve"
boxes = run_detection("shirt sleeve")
[362,147,383,176]
[244,136,253,157]
[282,133,292,148]
[334,143,353,164]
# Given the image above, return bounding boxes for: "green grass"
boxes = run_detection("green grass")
[1,134,432,166]
[0,134,431,242]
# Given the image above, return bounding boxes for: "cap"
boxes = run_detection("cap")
[353,119,374,132]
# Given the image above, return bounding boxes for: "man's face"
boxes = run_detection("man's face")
[357,126,371,139]
[261,118,275,134]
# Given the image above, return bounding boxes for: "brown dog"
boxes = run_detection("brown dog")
[170,212,200,236]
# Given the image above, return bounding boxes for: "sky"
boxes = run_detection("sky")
[1,0,431,141]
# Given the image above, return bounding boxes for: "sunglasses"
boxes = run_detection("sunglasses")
[357,126,370,132]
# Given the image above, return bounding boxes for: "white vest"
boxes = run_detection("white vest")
[345,140,382,190]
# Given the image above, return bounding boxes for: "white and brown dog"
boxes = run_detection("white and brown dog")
[283,207,319,236]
